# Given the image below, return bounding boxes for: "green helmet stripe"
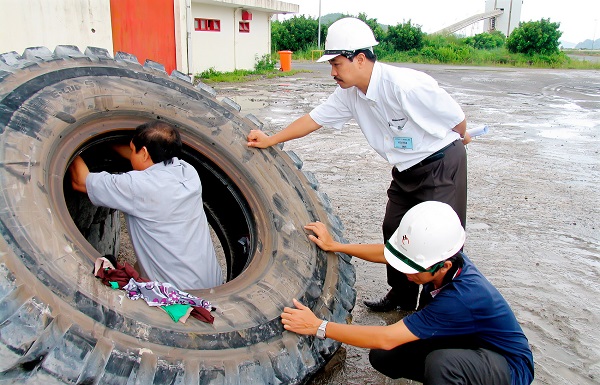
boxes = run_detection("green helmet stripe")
[385,241,427,272]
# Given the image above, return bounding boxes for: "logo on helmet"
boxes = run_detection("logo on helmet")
[401,235,410,245]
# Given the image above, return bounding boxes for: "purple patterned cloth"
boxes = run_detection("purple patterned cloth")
[123,278,212,310]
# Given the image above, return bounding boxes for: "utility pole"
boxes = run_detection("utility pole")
[318,0,322,48]
[593,19,597,50]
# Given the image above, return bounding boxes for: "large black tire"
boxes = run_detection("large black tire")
[0,46,355,384]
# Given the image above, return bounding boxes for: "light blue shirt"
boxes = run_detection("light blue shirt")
[86,158,222,290]
[310,62,465,171]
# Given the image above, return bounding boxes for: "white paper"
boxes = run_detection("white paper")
[467,125,489,138]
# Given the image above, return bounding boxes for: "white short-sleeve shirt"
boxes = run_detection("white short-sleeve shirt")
[86,158,223,290]
[310,62,465,171]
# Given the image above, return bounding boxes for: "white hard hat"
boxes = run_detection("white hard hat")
[317,17,379,63]
[384,201,465,274]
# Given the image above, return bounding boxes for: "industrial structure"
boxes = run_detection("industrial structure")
[435,0,522,37]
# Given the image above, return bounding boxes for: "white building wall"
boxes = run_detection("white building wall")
[174,0,191,74]
[0,0,113,56]
[485,0,523,36]
[189,4,274,74]
[190,3,236,73]
[233,10,272,70]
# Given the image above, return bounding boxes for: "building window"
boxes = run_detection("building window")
[239,21,250,33]
[242,11,252,21]
[195,18,220,32]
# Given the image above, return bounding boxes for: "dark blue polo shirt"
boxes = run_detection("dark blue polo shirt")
[404,254,534,385]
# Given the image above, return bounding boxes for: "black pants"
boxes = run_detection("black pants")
[369,338,511,385]
[382,141,467,310]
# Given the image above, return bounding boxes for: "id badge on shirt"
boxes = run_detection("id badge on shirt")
[394,137,413,150]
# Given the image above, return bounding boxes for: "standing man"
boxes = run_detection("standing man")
[69,121,223,290]
[282,202,534,384]
[247,17,470,311]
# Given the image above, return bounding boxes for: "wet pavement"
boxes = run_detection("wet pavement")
[211,62,600,385]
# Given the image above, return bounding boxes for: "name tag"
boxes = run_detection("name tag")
[394,137,413,149]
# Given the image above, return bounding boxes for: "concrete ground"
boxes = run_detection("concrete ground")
[210,61,599,385]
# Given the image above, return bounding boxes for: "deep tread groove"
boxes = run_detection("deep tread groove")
[114,51,141,66]
[286,150,304,170]
[75,337,113,385]
[83,46,112,60]
[134,351,157,385]
[22,46,53,61]
[221,96,242,112]
[54,45,86,59]
[245,113,264,129]
[195,81,217,97]
[143,59,167,73]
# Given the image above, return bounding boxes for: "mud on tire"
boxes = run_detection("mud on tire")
[0,46,355,384]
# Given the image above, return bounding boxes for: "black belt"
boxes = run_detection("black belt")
[404,141,457,172]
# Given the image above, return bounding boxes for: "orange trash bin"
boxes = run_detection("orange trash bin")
[277,50,293,71]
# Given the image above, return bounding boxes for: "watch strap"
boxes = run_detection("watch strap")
[316,320,328,339]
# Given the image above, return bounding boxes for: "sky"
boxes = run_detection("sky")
[278,0,599,45]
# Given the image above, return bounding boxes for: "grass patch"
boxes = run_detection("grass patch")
[194,54,308,84]
[291,45,600,70]
[195,68,306,84]
[194,48,599,85]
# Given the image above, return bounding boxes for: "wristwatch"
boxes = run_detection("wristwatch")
[316,320,328,339]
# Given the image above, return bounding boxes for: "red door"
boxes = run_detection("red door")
[110,0,177,74]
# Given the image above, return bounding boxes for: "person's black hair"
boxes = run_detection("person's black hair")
[417,252,464,309]
[438,252,464,286]
[131,120,182,165]
[346,48,377,63]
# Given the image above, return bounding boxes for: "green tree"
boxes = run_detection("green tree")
[384,20,424,51]
[464,31,505,50]
[271,16,323,52]
[356,12,386,44]
[506,18,562,55]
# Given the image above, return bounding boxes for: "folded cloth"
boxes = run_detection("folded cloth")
[190,306,214,324]
[123,279,212,310]
[94,257,215,324]
[162,303,193,323]
[94,257,148,288]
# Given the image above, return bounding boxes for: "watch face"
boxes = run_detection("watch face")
[317,320,327,339]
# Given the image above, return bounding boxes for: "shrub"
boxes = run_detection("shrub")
[272,16,324,52]
[506,18,562,55]
[464,31,506,50]
[357,12,387,44]
[384,20,424,51]
[254,54,276,72]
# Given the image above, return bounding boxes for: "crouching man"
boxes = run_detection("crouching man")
[281,201,534,384]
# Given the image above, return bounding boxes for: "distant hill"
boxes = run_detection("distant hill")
[560,41,576,49]
[319,13,343,25]
[575,39,600,49]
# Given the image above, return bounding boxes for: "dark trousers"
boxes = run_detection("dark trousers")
[369,338,511,385]
[382,141,467,310]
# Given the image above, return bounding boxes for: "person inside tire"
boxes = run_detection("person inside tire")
[69,121,223,290]
[248,17,470,313]
[281,201,534,385]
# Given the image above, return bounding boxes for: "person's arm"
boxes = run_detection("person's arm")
[304,222,386,264]
[247,114,321,148]
[281,299,418,350]
[452,118,471,145]
[69,156,90,193]
[113,143,132,159]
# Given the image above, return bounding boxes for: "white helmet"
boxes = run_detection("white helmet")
[384,201,465,274]
[317,17,379,63]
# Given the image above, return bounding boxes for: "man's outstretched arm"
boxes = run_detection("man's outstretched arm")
[247,114,321,148]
